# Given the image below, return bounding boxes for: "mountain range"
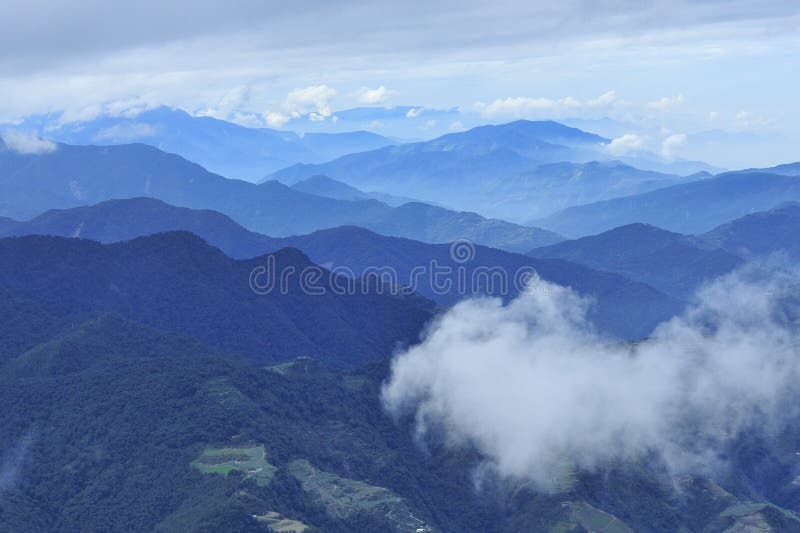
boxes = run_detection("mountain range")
[5,103,800,533]
[701,201,800,259]
[268,120,701,221]
[0,139,561,252]
[0,232,434,369]
[527,223,743,298]
[289,175,421,206]
[8,106,396,180]
[5,310,796,532]
[535,171,800,237]
[0,197,684,340]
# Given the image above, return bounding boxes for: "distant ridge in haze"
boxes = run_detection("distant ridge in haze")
[0,140,562,252]
[268,120,699,221]
[527,223,743,298]
[535,171,800,237]
[701,201,800,259]
[9,106,396,180]
[290,174,421,206]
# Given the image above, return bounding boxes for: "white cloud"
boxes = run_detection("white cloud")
[261,84,338,127]
[476,96,581,119]
[197,85,251,120]
[263,111,290,128]
[736,110,773,129]
[448,120,464,131]
[406,107,423,118]
[587,90,618,107]
[283,84,337,119]
[647,94,685,110]
[227,111,264,128]
[604,133,646,156]
[355,85,395,105]
[383,268,800,488]
[475,91,623,120]
[661,132,687,158]
[1,130,57,154]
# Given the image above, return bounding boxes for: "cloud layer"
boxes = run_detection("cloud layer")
[0,131,57,154]
[383,268,800,488]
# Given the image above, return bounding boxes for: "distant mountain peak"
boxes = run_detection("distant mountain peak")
[604,222,678,236]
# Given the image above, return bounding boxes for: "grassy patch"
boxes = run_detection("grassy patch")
[191,444,277,487]
[549,501,634,533]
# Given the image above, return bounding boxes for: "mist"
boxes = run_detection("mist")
[382,268,800,488]
[0,432,34,496]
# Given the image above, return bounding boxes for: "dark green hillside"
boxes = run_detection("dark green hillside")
[1,200,685,340]
[2,313,800,531]
[528,223,743,298]
[0,232,435,368]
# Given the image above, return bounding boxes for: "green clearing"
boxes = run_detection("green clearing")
[191,444,277,486]
[549,501,634,533]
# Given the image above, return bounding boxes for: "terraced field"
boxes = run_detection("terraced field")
[288,459,432,532]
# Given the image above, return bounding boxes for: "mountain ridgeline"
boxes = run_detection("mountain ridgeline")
[527,223,744,298]
[0,232,435,369]
[4,107,800,533]
[0,198,686,340]
[0,140,561,252]
[268,120,699,221]
[535,171,800,237]
[11,106,397,180]
[4,311,798,532]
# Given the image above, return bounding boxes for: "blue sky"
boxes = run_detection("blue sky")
[1,0,798,167]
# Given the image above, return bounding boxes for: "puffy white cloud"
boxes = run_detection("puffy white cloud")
[476,96,581,119]
[0,130,57,154]
[406,107,423,118]
[355,85,395,105]
[260,84,338,127]
[283,84,337,119]
[661,132,687,158]
[647,94,685,110]
[383,268,800,488]
[475,91,622,120]
[604,133,646,155]
[264,111,290,128]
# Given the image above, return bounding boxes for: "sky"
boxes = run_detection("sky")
[1,0,799,165]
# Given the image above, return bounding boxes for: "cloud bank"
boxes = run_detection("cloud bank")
[383,269,800,489]
[356,85,395,105]
[605,133,646,155]
[0,131,57,154]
